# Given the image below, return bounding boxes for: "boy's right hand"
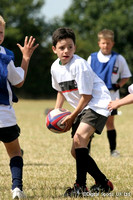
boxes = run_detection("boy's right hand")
[108,99,120,111]
[17,36,39,60]
[61,114,75,132]
[14,36,39,88]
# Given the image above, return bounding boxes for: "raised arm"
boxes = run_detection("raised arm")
[55,91,65,109]
[15,36,39,88]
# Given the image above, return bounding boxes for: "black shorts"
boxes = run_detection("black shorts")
[0,124,20,143]
[71,108,107,137]
[111,109,117,116]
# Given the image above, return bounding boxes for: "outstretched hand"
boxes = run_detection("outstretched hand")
[14,36,39,88]
[17,36,39,59]
[108,99,120,111]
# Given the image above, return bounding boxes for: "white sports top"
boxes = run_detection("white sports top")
[51,54,111,117]
[87,50,132,100]
[0,46,24,127]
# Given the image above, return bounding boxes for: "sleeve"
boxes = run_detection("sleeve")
[118,55,132,78]
[51,66,61,92]
[87,55,91,65]
[7,60,24,85]
[128,84,133,94]
[75,60,94,95]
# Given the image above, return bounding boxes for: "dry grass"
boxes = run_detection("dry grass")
[0,99,133,199]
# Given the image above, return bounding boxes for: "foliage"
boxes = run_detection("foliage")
[0,0,56,98]
[1,0,133,98]
[62,0,133,94]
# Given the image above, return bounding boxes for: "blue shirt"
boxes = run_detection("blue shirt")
[91,51,118,90]
[0,50,18,105]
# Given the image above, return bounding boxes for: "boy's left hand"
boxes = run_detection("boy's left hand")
[108,99,119,111]
[61,114,75,132]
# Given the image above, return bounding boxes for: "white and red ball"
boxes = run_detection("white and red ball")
[46,108,71,133]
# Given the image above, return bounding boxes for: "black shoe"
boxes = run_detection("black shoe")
[90,179,113,193]
[64,183,89,197]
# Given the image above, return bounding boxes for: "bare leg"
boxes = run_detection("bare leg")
[4,138,22,159]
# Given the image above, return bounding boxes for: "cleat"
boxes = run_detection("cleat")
[12,187,26,199]
[111,150,120,157]
[64,183,89,197]
[90,180,113,193]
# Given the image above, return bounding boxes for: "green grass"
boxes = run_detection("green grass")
[0,99,133,199]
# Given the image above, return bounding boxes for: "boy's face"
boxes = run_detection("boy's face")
[98,38,114,55]
[0,25,5,45]
[52,38,76,65]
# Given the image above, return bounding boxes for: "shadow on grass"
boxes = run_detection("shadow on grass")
[23,186,66,199]
[24,163,55,166]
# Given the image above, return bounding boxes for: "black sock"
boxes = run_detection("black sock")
[10,156,23,190]
[75,148,88,187]
[107,129,116,152]
[86,154,107,185]
[87,142,91,154]
[87,134,94,154]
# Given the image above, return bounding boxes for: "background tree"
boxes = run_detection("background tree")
[1,0,133,98]
[62,0,133,95]
[0,0,57,98]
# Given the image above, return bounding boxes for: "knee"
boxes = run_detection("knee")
[71,148,76,158]
[73,133,81,148]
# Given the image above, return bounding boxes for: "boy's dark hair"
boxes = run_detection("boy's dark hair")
[52,27,76,47]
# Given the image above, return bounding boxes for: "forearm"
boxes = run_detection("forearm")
[117,94,133,107]
[71,94,92,119]
[21,56,30,80]
[15,36,39,88]
[15,57,30,88]
[55,91,65,108]
[118,78,129,87]
[61,94,92,131]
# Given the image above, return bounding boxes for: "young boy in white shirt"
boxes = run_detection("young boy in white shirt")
[51,27,113,197]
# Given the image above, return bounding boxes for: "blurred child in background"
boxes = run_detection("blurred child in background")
[87,29,131,157]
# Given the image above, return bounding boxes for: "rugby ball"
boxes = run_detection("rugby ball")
[46,108,71,133]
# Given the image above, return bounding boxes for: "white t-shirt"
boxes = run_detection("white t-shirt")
[87,50,132,100]
[0,46,24,127]
[128,84,133,94]
[51,54,111,117]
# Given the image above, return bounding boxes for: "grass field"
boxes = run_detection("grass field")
[0,99,133,200]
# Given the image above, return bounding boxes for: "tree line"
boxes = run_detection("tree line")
[1,0,133,98]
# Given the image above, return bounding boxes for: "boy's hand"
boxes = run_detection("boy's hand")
[61,114,75,132]
[15,36,39,88]
[17,36,39,60]
[112,83,120,91]
[108,99,120,111]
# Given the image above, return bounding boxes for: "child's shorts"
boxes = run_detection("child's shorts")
[0,124,20,143]
[71,108,107,137]
[111,109,117,115]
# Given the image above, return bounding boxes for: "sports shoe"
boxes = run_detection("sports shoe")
[64,183,89,197]
[90,180,113,193]
[12,187,26,199]
[111,150,120,157]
